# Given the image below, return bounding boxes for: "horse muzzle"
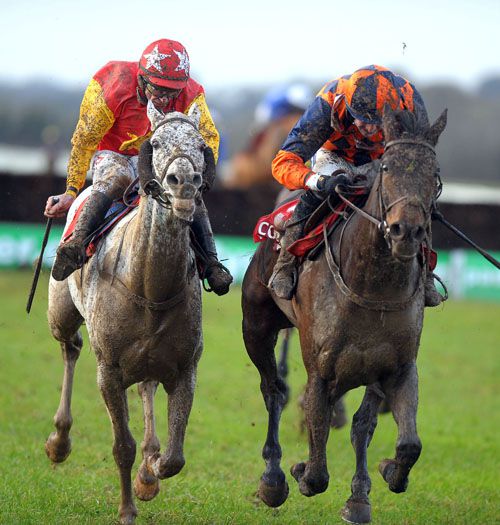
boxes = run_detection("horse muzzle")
[387,221,426,260]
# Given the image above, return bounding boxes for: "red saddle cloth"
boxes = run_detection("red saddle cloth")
[253,195,438,269]
[62,195,140,257]
[253,196,362,258]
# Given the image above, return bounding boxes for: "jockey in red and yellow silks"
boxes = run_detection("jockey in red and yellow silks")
[272,65,426,190]
[46,39,232,295]
[268,65,443,307]
[66,60,219,197]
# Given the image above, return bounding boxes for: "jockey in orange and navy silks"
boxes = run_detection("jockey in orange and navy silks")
[268,65,444,306]
[271,65,427,190]
[63,41,219,199]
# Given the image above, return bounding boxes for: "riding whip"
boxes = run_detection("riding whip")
[26,196,59,313]
[432,209,500,270]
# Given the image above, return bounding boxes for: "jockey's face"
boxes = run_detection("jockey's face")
[144,80,182,111]
[354,119,380,138]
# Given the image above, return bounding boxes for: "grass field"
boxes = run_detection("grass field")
[0,270,499,525]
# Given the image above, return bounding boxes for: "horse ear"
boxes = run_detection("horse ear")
[425,109,448,146]
[381,104,401,141]
[146,99,165,131]
[187,102,201,129]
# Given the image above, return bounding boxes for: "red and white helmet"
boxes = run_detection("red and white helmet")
[139,39,190,89]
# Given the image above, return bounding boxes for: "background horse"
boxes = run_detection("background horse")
[45,104,207,525]
[242,106,447,523]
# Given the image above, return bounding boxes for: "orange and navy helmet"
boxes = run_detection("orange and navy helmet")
[342,65,414,125]
[138,39,190,89]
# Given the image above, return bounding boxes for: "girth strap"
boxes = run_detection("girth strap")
[100,270,186,311]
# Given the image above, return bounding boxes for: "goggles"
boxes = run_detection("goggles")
[144,80,182,101]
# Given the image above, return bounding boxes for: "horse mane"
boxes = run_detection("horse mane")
[392,109,430,139]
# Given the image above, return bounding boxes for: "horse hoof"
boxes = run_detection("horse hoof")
[290,462,328,497]
[45,432,71,463]
[341,499,371,524]
[258,478,289,507]
[378,459,408,493]
[119,507,138,525]
[133,471,160,501]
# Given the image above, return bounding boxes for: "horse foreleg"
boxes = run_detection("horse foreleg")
[133,381,160,501]
[291,373,331,497]
[97,362,137,525]
[379,362,422,494]
[341,384,384,524]
[277,328,292,406]
[152,366,196,480]
[45,332,83,463]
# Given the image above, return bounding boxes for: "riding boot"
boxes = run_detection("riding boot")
[191,201,233,296]
[268,190,321,299]
[424,224,446,307]
[52,191,112,281]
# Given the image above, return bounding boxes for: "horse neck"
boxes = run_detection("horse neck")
[338,179,419,300]
[124,196,190,302]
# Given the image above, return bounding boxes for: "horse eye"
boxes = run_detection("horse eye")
[381,164,389,172]
[151,139,160,149]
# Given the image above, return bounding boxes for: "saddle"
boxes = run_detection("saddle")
[62,193,140,258]
[253,186,369,260]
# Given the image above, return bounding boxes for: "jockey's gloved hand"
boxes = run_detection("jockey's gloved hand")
[305,172,350,194]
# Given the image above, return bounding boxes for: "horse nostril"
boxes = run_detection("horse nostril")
[414,226,426,242]
[193,174,202,187]
[166,174,180,186]
[389,223,404,240]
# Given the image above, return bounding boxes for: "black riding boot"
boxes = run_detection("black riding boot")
[191,201,233,296]
[268,190,321,299]
[52,191,112,281]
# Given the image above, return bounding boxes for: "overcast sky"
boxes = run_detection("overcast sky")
[1,0,499,91]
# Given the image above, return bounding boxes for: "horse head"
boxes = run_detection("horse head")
[138,101,206,221]
[378,106,447,260]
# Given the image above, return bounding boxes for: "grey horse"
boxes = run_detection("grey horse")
[46,104,207,524]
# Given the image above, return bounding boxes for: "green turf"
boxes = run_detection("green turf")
[0,270,498,524]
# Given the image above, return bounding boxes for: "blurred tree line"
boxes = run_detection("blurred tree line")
[0,76,499,184]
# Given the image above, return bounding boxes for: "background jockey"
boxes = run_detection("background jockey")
[268,65,443,306]
[223,83,312,194]
[44,38,232,295]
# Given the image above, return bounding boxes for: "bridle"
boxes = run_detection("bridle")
[323,138,440,311]
[334,138,438,250]
[141,115,203,208]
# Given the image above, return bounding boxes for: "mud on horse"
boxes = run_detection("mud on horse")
[46,103,209,525]
[242,106,447,523]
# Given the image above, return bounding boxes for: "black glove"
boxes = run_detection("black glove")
[316,173,350,194]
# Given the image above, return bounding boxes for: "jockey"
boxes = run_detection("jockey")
[268,65,444,306]
[45,38,233,295]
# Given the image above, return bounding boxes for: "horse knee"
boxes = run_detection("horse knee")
[113,438,136,469]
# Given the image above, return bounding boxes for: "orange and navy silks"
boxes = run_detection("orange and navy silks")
[66,61,219,195]
[272,65,428,190]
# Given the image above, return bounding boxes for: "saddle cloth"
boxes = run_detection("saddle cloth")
[62,192,140,258]
[253,193,438,269]
[253,191,367,258]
